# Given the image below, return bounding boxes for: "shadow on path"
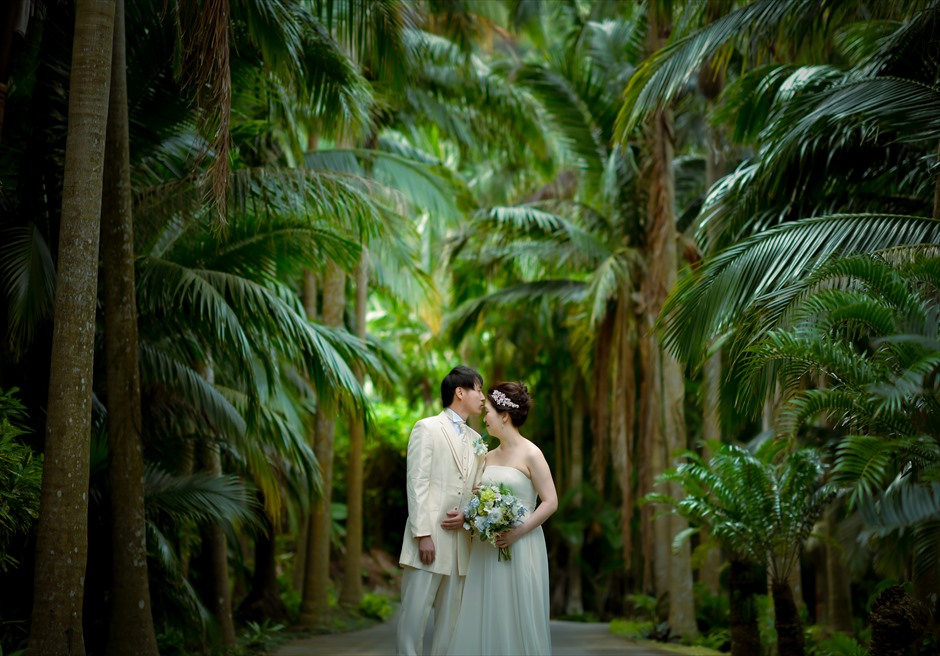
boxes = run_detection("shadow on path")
[276,616,679,656]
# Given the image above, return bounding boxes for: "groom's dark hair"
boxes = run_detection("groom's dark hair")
[441,366,483,407]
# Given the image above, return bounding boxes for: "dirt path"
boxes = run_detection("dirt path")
[275,617,679,655]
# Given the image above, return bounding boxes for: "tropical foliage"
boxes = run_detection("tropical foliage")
[2,0,940,654]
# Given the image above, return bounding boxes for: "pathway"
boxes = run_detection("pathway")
[276,617,677,656]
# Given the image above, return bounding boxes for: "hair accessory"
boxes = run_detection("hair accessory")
[491,389,519,409]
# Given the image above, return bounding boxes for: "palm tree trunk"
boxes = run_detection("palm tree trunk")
[29,1,114,653]
[771,579,805,656]
[101,1,158,652]
[340,256,368,607]
[643,4,696,636]
[240,494,288,622]
[590,311,615,495]
[697,36,727,594]
[637,329,660,595]
[823,506,852,633]
[612,299,636,576]
[565,381,586,616]
[293,271,317,593]
[292,516,309,592]
[300,262,346,627]
[728,557,762,656]
[201,437,237,647]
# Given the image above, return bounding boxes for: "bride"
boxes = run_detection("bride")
[448,382,558,655]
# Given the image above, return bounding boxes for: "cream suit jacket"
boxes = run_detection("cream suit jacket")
[398,411,484,576]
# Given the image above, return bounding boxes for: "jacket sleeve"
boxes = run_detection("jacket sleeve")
[406,420,434,538]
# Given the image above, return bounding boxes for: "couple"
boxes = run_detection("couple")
[397,366,558,656]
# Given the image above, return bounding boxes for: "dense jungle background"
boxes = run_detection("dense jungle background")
[1,1,939,655]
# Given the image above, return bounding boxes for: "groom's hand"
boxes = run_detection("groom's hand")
[418,536,435,565]
[441,509,465,531]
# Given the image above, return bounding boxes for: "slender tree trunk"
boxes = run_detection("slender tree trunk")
[201,437,237,647]
[299,262,346,627]
[590,311,615,495]
[728,557,762,656]
[697,34,727,594]
[101,1,158,652]
[29,1,114,653]
[293,272,317,594]
[636,328,657,594]
[772,579,805,656]
[643,4,696,636]
[823,506,853,633]
[240,493,288,622]
[292,516,309,592]
[642,333,669,603]
[340,256,368,607]
[565,382,586,616]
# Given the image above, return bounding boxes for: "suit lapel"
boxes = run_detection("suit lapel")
[436,411,467,475]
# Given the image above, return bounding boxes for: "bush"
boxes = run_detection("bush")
[610,618,654,639]
[0,388,42,573]
[359,592,394,622]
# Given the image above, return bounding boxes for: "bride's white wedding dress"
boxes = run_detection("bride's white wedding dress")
[448,465,551,655]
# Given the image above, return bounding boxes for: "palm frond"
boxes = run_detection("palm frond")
[0,224,56,357]
[513,61,607,190]
[661,214,940,367]
[306,148,468,221]
[712,64,844,145]
[139,343,248,440]
[775,388,866,439]
[315,0,417,87]
[767,77,940,166]
[145,464,261,529]
[616,0,825,138]
[146,522,214,627]
[214,383,320,520]
[447,280,588,343]
[833,436,898,507]
[858,481,940,538]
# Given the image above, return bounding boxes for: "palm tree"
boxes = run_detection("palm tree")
[340,256,368,606]
[28,0,115,653]
[447,3,710,626]
[100,0,159,652]
[739,252,940,605]
[615,1,940,369]
[650,441,834,656]
[631,2,698,635]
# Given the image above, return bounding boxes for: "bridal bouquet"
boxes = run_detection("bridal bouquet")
[463,483,528,561]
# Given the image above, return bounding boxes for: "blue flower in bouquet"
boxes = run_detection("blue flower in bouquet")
[462,482,527,561]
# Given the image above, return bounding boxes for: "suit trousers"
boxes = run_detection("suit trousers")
[397,564,464,655]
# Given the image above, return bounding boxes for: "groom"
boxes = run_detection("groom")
[397,365,486,656]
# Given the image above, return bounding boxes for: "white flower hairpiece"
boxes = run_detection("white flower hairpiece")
[491,389,519,409]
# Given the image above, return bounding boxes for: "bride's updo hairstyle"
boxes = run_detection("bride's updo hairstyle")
[487,382,532,427]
